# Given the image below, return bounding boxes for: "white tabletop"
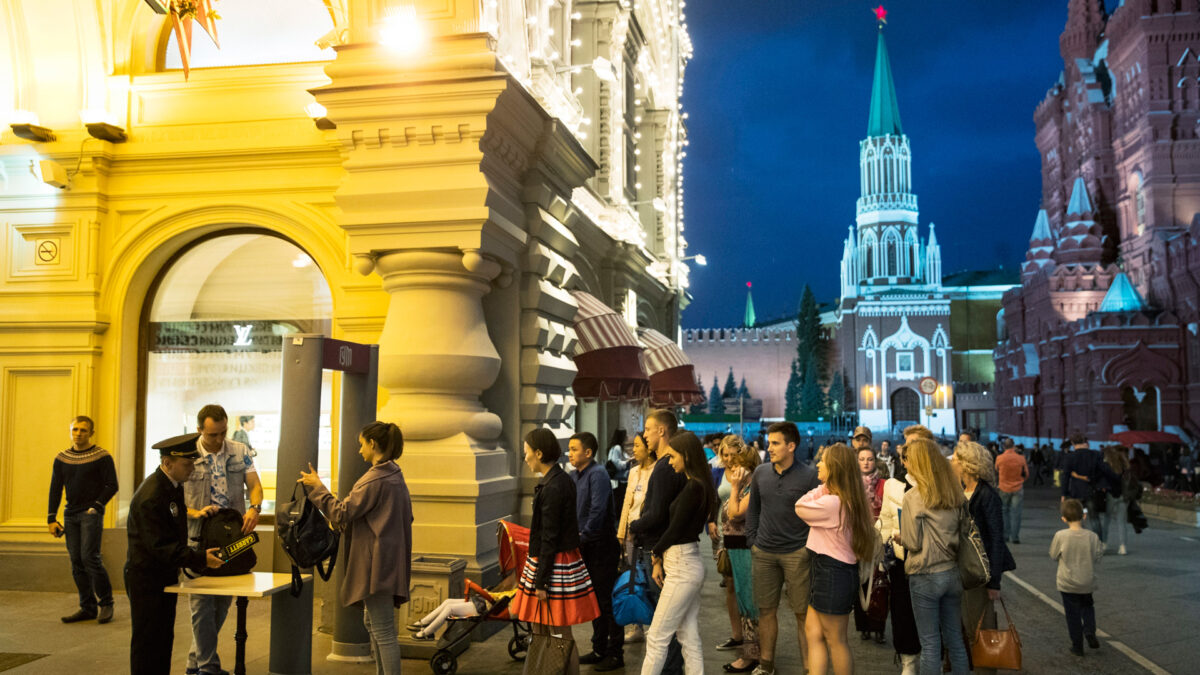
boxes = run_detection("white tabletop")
[164,572,312,598]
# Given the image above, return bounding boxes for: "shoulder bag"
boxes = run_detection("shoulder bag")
[970,597,1022,670]
[956,504,991,590]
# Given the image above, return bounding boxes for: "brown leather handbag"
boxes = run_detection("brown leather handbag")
[971,597,1022,671]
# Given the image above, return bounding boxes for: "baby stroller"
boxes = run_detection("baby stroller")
[428,520,533,675]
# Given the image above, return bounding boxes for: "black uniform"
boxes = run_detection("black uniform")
[125,466,207,675]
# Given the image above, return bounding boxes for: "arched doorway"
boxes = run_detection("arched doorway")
[891,387,920,428]
[139,232,333,503]
[1121,386,1159,431]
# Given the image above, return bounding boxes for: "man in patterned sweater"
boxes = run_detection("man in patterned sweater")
[47,415,119,624]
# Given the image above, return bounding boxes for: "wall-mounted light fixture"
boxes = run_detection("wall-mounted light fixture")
[10,110,55,142]
[379,5,424,55]
[629,197,667,213]
[305,102,336,130]
[81,110,127,143]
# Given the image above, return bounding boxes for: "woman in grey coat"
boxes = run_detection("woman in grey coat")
[300,421,413,675]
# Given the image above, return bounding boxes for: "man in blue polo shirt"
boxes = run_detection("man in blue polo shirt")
[746,421,821,675]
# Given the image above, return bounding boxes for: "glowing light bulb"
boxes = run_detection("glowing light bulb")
[379,6,424,55]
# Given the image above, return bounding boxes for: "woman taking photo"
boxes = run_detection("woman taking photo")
[876,444,921,674]
[897,438,969,675]
[298,421,413,675]
[793,443,875,675]
[717,435,760,673]
[616,431,655,643]
[951,441,1014,675]
[854,447,888,643]
[512,428,600,675]
[642,431,718,675]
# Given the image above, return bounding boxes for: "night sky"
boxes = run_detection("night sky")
[679,0,1113,328]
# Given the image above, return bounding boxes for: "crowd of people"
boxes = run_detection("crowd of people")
[44,404,1173,675]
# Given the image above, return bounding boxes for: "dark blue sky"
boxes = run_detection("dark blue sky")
[679,0,1103,327]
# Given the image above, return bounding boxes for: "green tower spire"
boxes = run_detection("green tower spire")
[743,282,756,328]
[867,29,903,137]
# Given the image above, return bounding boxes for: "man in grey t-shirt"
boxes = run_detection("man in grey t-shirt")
[746,421,821,675]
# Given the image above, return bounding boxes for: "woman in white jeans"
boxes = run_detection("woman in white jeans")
[642,431,719,675]
[1102,446,1131,555]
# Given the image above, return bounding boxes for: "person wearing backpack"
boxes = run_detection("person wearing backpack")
[298,421,413,675]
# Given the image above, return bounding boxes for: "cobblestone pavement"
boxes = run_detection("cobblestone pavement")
[0,483,1189,673]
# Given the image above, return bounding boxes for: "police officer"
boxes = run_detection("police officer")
[125,434,223,675]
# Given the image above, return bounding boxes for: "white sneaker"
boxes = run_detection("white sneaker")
[624,625,644,643]
[1118,545,1127,555]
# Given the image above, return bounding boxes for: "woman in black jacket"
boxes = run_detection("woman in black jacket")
[511,428,600,673]
[951,440,1016,675]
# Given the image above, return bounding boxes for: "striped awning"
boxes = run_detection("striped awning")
[637,327,705,407]
[570,290,650,401]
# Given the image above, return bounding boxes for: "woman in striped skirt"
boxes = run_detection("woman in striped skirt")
[512,428,601,673]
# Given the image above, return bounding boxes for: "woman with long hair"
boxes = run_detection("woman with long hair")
[876,443,921,674]
[616,431,656,643]
[951,441,1015,675]
[854,447,888,642]
[512,428,600,675]
[1103,446,1133,555]
[897,439,969,675]
[793,443,875,675]
[641,431,718,675]
[298,421,413,675]
[718,435,761,673]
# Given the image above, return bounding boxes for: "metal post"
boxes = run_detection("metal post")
[328,345,379,662]
[270,334,324,675]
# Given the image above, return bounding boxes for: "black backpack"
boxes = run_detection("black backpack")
[192,508,258,577]
[276,484,339,595]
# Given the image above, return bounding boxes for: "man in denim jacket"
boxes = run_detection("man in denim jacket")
[184,404,264,675]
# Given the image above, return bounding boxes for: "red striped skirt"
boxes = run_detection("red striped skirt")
[511,549,600,626]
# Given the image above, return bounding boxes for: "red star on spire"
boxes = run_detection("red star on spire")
[873,5,888,25]
[746,281,752,289]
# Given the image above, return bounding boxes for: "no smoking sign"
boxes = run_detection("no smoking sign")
[35,239,60,265]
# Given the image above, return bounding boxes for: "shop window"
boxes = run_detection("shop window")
[164,0,335,70]
[141,233,333,504]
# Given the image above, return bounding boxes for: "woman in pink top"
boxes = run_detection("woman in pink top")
[794,443,876,675]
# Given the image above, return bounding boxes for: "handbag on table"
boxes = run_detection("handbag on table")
[970,597,1022,671]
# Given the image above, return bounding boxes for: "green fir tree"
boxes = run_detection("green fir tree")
[827,370,845,416]
[800,354,824,419]
[738,377,750,399]
[723,368,738,399]
[708,377,724,415]
[689,375,707,415]
[784,359,802,420]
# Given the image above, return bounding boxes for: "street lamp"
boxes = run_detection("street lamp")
[681,254,706,266]
[628,197,667,213]
[555,56,619,83]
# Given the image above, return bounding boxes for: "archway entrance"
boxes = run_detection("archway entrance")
[891,387,920,428]
[139,232,333,503]
[1121,386,1159,431]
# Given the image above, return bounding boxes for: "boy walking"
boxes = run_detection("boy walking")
[1050,499,1104,657]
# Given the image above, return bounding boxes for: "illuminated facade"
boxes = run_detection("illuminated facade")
[0,0,692,582]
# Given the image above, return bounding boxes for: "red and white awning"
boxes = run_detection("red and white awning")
[570,290,649,401]
[637,327,705,407]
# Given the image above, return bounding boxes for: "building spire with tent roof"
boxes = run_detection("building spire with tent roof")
[867,10,903,138]
[1098,271,1147,313]
[743,282,756,328]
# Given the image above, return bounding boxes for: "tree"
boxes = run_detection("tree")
[708,377,724,415]
[689,375,707,415]
[784,359,802,420]
[795,285,828,389]
[800,354,824,419]
[827,370,845,417]
[738,376,750,399]
[722,368,738,399]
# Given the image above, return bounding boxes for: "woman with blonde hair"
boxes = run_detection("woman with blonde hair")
[951,441,1014,675]
[1103,446,1134,555]
[794,443,876,675]
[897,439,969,675]
[717,435,761,672]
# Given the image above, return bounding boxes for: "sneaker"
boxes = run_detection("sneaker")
[97,605,114,624]
[61,609,97,623]
[874,631,886,644]
[715,637,744,651]
[1118,545,1127,555]
[623,625,644,644]
[1070,645,1085,657]
[594,654,625,672]
[751,665,776,675]
[1087,634,1100,649]
[579,651,605,665]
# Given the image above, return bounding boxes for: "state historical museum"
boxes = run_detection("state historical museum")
[996,0,1200,445]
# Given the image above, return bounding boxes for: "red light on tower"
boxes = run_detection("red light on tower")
[746,282,752,288]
